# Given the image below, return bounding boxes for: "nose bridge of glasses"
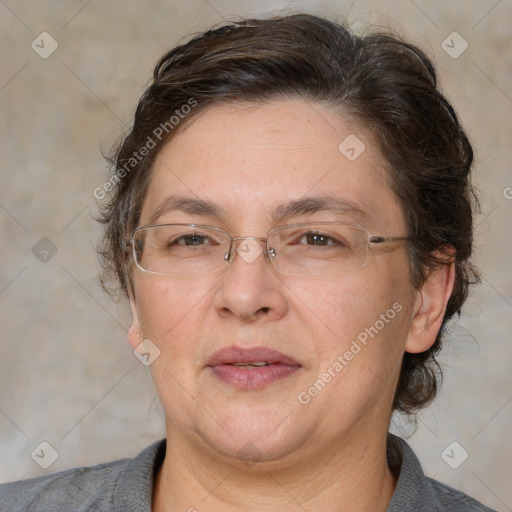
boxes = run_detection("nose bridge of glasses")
[226,236,269,265]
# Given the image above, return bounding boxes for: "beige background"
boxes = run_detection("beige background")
[0,0,511,509]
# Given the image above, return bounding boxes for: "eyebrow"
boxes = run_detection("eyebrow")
[148,195,367,225]
[269,196,367,224]
[149,196,225,225]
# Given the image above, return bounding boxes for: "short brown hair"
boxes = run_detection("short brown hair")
[98,13,480,414]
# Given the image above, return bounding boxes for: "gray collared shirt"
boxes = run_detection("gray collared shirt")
[0,435,497,511]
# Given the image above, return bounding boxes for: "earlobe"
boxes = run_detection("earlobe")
[405,258,456,354]
[127,291,142,350]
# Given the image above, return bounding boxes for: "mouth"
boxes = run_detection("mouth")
[228,361,272,369]
[206,346,301,390]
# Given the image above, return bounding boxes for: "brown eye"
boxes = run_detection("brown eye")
[297,232,342,247]
[304,233,329,246]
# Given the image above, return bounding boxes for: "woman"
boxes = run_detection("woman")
[0,13,495,512]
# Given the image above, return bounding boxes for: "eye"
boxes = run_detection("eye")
[297,232,341,247]
[172,233,215,246]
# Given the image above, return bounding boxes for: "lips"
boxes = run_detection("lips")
[207,346,300,367]
[207,346,301,390]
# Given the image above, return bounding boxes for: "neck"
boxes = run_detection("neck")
[152,427,397,512]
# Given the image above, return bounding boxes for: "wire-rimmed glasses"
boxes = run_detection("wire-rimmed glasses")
[121,222,411,277]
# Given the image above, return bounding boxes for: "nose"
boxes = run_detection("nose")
[213,237,288,323]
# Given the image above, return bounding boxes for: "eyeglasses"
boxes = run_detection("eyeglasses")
[121,222,411,277]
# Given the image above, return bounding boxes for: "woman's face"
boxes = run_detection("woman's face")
[128,99,421,467]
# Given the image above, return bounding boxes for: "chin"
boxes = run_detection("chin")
[190,409,313,469]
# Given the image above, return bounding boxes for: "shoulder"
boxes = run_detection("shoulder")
[424,477,498,511]
[0,439,166,512]
[387,434,497,512]
[0,459,127,511]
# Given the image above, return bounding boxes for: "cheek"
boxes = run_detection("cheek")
[288,268,406,343]
[133,275,219,375]
[338,261,414,378]
[300,260,413,379]
[133,277,214,422]
[313,281,410,409]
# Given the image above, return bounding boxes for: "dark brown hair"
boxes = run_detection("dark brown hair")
[98,13,480,414]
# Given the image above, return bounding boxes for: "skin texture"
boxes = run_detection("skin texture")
[126,100,455,512]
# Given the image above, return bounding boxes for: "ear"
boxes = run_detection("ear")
[405,253,456,354]
[127,290,142,350]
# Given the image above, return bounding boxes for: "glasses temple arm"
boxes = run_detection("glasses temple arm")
[369,235,412,244]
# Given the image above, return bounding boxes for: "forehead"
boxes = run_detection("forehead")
[141,100,405,233]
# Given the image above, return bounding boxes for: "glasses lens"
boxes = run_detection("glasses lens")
[267,223,369,275]
[132,225,230,275]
